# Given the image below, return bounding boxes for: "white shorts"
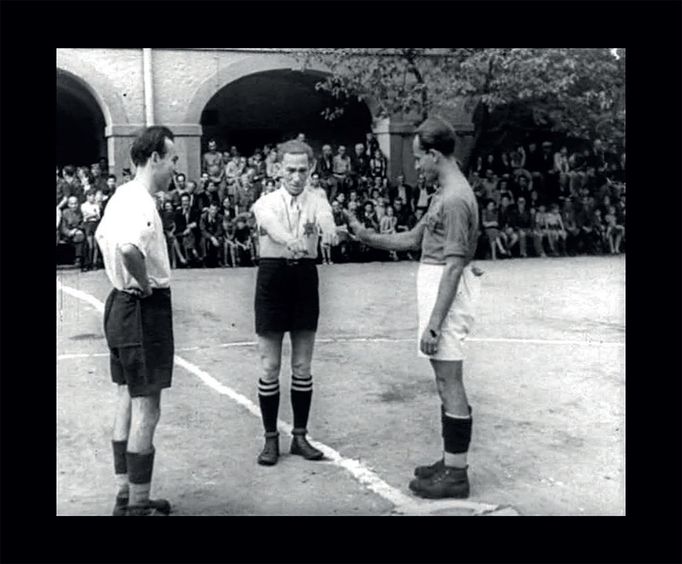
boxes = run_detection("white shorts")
[417,262,481,361]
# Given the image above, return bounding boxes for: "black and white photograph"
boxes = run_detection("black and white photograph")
[54,47,628,518]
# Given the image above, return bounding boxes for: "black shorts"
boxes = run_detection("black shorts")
[83,221,99,237]
[255,258,319,335]
[103,288,174,397]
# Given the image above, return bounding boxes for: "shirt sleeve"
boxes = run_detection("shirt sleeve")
[252,196,295,245]
[442,199,473,259]
[113,200,155,258]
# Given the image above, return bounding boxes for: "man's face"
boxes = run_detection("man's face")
[355,144,364,156]
[338,146,346,156]
[517,198,526,209]
[397,174,404,184]
[106,178,116,190]
[594,139,603,151]
[485,169,494,180]
[68,197,78,210]
[153,139,178,191]
[519,177,528,187]
[91,164,101,177]
[337,193,346,203]
[208,182,217,192]
[323,145,332,157]
[281,152,310,196]
[187,182,196,193]
[394,199,402,209]
[208,204,218,217]
[413,137,438,183]
[208,141,216,152]
[310,174,320,187]
[332,201,340,212]
[181,196,190,209]
[201,173,209,183]
[176,175,186,189]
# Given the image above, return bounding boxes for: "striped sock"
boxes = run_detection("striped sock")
[291,375,313,430]
[258,379,280,433]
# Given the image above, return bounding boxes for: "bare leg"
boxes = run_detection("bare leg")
[431,360,469,468]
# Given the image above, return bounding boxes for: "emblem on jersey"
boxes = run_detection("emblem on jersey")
[303,221,316,236]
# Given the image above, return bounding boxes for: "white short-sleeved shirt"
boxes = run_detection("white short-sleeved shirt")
[95,180,171,290]
[252,186,336,259]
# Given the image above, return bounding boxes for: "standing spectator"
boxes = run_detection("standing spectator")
[81,189,102,270]
[369,148,387,180]
[225,154,244,198]
[365,132,380,156]
[203,139,225,193]
[532,203,550,257]
[554,146,571,196]
[480,169,498,202]
[60,196,87,270]
[235,170,258,214]
[59,165,83,207]
[332,145,352,195]
[91,162,108,194]
[200,202,225,267]
[604,205,625,254]
[575,196,599,254]
[380,205,399,261]
[170,173,186,208]
[481,200,509,260]
[308,173,328,200]
[540,141,558,200]
[414,174,432,211]
[390,174,414,212]
[592,208,607,253]
[545,203,567,256]
[351,143,371,194]
[98,174,117,214]
[317,144,336,200]
[265,148,281,181]
[510,144,527,175]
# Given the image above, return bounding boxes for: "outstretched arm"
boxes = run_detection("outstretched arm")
[346,211,426,251]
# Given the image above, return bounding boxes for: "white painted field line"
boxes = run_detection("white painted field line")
[59,282,501,514]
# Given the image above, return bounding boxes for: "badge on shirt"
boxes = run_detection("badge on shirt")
[303,221,316,236]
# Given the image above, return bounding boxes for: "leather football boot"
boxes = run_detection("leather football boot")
[290,429,324,460]
[123,499,172,516]
[413,458,445,479]
[113,495,171,516]
[408,465,470,499]
[257,431,280,466]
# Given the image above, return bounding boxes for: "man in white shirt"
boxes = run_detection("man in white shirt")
[95,126,178,516]
[251,139,338,466]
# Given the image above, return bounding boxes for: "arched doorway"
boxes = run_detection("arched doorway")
[56,70,107,168]
[199,69,372,156]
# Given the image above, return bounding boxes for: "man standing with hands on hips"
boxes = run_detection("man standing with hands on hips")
[95,126,178,515]
[346,116,482,499]
[251,139,338,466]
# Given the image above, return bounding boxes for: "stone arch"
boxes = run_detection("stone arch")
[183,53,379,125]
[56,50,129,127]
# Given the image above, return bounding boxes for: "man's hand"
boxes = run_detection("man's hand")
[211,236,219,247]
[123,283,153,299]
[286,238,308,257]
[420,326,441,356]
[321,230,338,247]
[344,211,368,240]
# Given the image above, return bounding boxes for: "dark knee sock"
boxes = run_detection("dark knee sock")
[442,411,473,466]
[126,448,155,506]
[112,440,129,495]
[291,374,313,430]
[258,379,280,433]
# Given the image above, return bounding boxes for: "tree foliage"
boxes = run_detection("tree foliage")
[298,48,625,171]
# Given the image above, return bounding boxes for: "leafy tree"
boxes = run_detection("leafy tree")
[298,48,625,172]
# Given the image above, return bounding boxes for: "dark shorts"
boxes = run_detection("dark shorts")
[83,221,99,237]
[255,258,319,335]
[103,288,174,397]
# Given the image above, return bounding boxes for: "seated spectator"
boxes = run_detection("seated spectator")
[574,196,601,255]
[529,189,541,209]
[545,203,567,256]
[510,144,527,174]
[393,198,411,232]
[200,202,225,267]
[540,141,557,197]
[498,151,513,177]
[379,205,399,261]
[222,219,237,267]
[481,169,498,201]
[335,191,347,209]
[509,196,533,258]
[265,148,281,181]
[561,199,581,256]
[497,177,514,202]
[414,174,433,211]
[225,155,244,197]
[260,178,278,198]
[59,165,83,208]
[370,175,387,200]
[482,200,509,260]
[498,194,519,256]
[235,170,258,214]
[592,208,607,253]
[206,180,223,208]
[330,199,351,263]
[60,196,87,270]
[389,174,414,212]
[233,216,253,267]
[80,189,102,270]
[90,162,108,194]
[604,205,625,254]
[161,200,187,268]
[175,193,202,265]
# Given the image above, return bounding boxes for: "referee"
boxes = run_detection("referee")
[347,117,481,499]
[251,139,338,466]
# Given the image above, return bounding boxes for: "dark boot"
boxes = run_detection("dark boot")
[290,428,324,460]
[257,431,280,466]
[115,496,171,516]
[413,458,444,479]
[125,500,172,516]
[409,465,470,499]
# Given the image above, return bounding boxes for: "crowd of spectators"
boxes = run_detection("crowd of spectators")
[56,132,626,271]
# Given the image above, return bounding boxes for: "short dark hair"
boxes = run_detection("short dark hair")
[130,126,175,167]
[63,165,76,177]
[176,173,186,181]
[107,174,117,181]
[277,139,314,163]
[86,189,97,198]
[180,193,190,201]
[415,116,456,156]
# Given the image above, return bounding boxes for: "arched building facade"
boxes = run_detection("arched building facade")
[56,48,474,184]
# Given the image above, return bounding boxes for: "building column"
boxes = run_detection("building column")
[105,123,203,182]
[372,117,417,185]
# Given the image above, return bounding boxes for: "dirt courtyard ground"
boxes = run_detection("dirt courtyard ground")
[57,255,624,516]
